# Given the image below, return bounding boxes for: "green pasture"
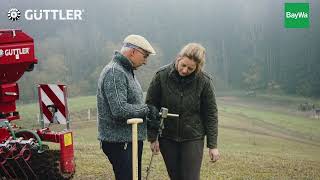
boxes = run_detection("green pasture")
[14,95,320,179]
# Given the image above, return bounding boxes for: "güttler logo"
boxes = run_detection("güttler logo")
[8,8,21,21]
[0,49,4,57]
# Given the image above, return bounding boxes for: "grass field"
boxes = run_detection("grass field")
[15,95,320,179]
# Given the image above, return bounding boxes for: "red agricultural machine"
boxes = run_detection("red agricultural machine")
[0,29,75,179]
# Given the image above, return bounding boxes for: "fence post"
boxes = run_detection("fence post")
[88,108,91,121]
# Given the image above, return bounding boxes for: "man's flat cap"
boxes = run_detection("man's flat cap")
[123,34,156,55]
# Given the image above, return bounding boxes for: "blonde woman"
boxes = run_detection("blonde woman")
[146,43,220,180]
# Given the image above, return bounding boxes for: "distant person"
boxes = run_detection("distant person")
[97,34,160,180]
[47,105,59,124]
[146,43,220,180]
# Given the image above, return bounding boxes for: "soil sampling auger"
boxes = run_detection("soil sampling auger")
[0,29,75,179]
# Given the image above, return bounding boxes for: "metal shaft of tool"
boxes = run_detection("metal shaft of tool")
[146,108,179,180]
[145,126,162,180]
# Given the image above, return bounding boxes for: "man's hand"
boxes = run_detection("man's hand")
[150,141,160,155]
[209,148,220,162]
[147,105,160,129]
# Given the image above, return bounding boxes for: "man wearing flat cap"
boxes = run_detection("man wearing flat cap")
[97,34,160,180]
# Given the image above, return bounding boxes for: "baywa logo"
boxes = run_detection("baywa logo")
[285,3,309,28]
[7,8,84,21]
[8,8,21,21]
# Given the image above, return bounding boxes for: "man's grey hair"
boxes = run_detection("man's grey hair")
[120,46,132,53]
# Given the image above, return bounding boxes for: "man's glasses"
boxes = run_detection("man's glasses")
[134,49,149,58]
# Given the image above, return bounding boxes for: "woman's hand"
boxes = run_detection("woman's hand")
[209,148,220,162]
[150,140,160,155]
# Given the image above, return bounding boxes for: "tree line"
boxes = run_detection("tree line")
[1,0,317,102]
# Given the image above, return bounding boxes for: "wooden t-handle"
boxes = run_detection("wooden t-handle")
[127,118,143,180]
[127,118,143,125]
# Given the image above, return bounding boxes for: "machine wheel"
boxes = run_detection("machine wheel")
[11,132,74,179]
[1,148,74,180]
[28,148,74,180]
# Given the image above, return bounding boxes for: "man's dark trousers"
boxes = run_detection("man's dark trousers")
[101,141,143,180]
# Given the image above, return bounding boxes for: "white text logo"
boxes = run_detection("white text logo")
[286,12,308,19]
[1,48,30,59]
[25,9,84,20]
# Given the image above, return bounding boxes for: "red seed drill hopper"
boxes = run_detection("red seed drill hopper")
[0,29,75,179]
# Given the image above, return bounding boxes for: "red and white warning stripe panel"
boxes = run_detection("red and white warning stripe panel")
[38,84,69,124]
